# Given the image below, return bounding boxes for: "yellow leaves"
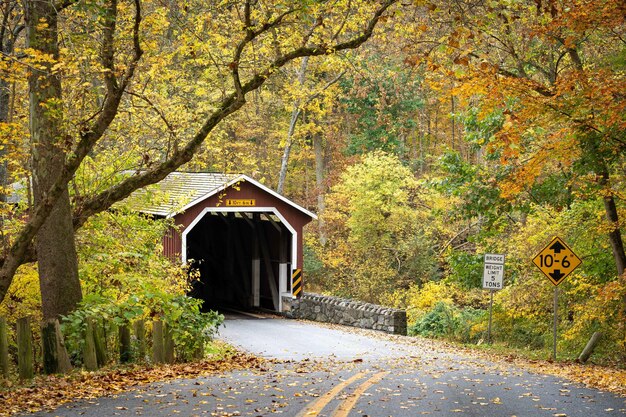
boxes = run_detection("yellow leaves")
[0,264,42,325]
[35,17,50,31]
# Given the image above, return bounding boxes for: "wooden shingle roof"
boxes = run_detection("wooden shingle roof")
[123,171,316,219]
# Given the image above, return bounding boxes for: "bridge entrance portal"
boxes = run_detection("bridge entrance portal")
[185,210,293,313]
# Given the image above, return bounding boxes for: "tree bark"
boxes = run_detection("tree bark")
[26,0,82,320]
[313,132,327,246]
[599,170,626,353]
[602,193,626,277]
[0,76,8,205]
[599,172,626,273]
[41,318,71,374]
[0,1,23,253]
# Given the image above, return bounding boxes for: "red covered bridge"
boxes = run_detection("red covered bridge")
[129,172,316,313]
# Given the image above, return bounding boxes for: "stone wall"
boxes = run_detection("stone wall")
[282,293,407,335]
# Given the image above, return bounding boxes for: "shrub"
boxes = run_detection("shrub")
[62,291,223,364]
[410,302,458,338]
[409,301,487,344]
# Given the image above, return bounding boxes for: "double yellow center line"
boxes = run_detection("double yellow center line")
[295,371,389,417]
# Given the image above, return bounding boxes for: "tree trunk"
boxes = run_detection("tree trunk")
[26,0,82,320]
[600,172,626,275]
[604,193,626,341]
[277,56,309,194]
[0,77,9,206]
[599,170,626,354]
[603,194,626,277]
[313,132,327,246]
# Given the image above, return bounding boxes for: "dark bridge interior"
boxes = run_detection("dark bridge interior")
[186,212,291,312]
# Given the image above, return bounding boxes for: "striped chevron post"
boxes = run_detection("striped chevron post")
[292,269,303,298]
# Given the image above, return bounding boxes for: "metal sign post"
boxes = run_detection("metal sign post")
[483,254,505,344]
[553,287,558,360]
[532,237,582,361]
[488,289,494,344]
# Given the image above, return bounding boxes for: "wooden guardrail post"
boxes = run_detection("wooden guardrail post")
[578,331,603,363]
[119,324,132,363]
[0,317,9,378]
[83,319,98,371]
[93,320,107,367]
[152,319,164,364]
[193,340,205,361]
[17,317,33,379]
[133,319,146,361]
[164,322,175,364]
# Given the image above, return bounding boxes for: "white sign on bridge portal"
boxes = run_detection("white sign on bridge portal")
[483,253,505,290]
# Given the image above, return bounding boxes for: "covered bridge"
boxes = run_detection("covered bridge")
[132,172,316,313]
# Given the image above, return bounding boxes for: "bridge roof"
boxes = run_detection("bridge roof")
[123,171,316,219]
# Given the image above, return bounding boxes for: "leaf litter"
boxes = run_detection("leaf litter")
[2,320,626,416]
[295,319,626,397]
[0,350,265,416]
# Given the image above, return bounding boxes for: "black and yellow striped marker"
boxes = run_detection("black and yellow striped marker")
[292,268,303,298]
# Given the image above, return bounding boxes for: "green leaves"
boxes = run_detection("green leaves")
[61,290,224,364]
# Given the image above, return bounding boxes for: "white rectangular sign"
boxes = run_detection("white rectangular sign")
[483,253,505,290]
[484,253,505,264]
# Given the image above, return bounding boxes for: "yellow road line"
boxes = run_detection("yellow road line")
[294,372,368,417]
[329,371,388,417]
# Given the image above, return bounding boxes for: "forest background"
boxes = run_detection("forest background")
[0,0,624,367]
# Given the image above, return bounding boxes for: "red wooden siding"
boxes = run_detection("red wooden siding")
[162,180,313,268]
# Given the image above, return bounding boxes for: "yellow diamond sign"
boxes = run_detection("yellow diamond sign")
[532,237,582,286]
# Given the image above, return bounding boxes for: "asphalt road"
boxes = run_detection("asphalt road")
[22,313,626,417]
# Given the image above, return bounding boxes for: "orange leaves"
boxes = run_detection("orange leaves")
[0,351,266,416]
[411,0,625,203]
[542,0,626,36]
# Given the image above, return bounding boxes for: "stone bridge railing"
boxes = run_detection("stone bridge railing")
[282,293,407,335]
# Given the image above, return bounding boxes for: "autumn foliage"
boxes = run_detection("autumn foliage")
[0,0,623,378]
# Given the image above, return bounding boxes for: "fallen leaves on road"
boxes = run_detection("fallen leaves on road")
[0,350,266,416]
[297,319,626,397]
